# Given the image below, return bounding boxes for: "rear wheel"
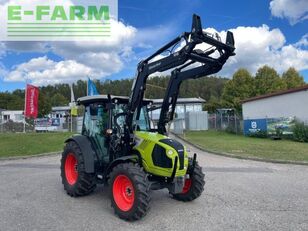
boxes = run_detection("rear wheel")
[171,158,205,201]
[61,141,96,197]
[109,162,150,221]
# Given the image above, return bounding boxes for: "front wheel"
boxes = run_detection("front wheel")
[109,162,151,221]
[171,158,205,201]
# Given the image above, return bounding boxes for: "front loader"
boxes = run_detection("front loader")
[60,14,235,221]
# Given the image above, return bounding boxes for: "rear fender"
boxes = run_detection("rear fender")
[65,135,96,173]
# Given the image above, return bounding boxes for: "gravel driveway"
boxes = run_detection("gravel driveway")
[0,138,307,231]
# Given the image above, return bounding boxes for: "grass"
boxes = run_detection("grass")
[184,130,308,162]
[0,132,73,158]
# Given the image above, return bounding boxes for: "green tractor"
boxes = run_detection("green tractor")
[60,14,235,221]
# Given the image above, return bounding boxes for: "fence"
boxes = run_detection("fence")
[208,113,242,134]
[0,117,82,133]
[1,113,243,134]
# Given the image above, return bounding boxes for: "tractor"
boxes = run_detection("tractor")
[60,14,235,221]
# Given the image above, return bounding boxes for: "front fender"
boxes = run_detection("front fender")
[104,155,139,178]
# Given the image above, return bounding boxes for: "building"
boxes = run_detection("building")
[150,97,207,132]
[242,85,308,135]
[150,97,205,120]
[0,110,24,123]
[51,106,71,118]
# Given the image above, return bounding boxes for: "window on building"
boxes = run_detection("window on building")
[4,115,10,121]
[176,105,185,113]
[15,114,23,121]
[194,104,202,111]
[186,105,194,112]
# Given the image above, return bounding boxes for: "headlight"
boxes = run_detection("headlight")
[167,150,174,156]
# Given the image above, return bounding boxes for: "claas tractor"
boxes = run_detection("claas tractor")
[60,14,235,221]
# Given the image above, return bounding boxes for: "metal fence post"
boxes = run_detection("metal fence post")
[235,115,237,134]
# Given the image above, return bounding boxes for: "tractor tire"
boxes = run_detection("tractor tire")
[171,158,205,201]
[109,162,151,221]
[61,141,96,197]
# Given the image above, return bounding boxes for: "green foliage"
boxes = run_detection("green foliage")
[0,132,73,157]
[222,68,254,111]
[282,67,305,89]
[1,66,305,117]
[0,92,24,110]
[185,130,308,162]
[225,125,236,134]
[292,122,308,142]
[0,75,228,115]
[274,127,283,139]
[248,130,268,138]
[254,65,286,95]
[1,120,34,132]
[38,93,52,117]
[204,97,224,113]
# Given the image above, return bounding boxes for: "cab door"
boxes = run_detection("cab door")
[82,103,110,163]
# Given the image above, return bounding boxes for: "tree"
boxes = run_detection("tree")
[38,93,52,117]
[254,65,285,95]
[222,68,254,111]
[282,67,305,89]
[204,96,224,113]
[0,92,23,110]
[50,93,69,106]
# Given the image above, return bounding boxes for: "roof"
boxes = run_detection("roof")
[151,97,206,105]
[52,106,71,111]
[77,95,152,105]
[1,110,23,114]
[242,85,308,103]
[76,95,205,106]
[77,95,128,105]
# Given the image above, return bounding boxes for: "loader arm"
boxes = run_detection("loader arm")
[157,33,235,134]
[125,14,235,133]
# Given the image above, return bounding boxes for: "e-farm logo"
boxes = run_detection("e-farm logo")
[1,0,118,41]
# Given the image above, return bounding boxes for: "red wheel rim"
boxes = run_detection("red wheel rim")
[113,175,135,211]
[182,178,192,194]
[65,153,78,185]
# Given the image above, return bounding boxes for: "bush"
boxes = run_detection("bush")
[292,122,308,142]
[248,130,268,138]
[225,125,236,134]
[275,127,283,139]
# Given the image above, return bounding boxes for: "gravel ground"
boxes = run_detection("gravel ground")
[0,138,307,231]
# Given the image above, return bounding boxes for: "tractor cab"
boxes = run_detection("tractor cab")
[77,95,154,164]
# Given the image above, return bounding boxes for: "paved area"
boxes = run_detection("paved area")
[0,139,308,231]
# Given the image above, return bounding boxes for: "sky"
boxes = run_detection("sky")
[0,0,307,91]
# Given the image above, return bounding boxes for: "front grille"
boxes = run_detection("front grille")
[152,144,172,168]
[159,138,184,169]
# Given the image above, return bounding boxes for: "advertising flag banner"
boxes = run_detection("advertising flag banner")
[25,84,39,118]
[87,78,99,96]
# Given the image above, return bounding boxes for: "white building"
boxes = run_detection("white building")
[242,85,308,123]
[150,97,207,132]
[150,97,205,120]
[0,110,24,123]
[242,85,308,134]
[51,106,71,118]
